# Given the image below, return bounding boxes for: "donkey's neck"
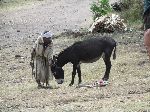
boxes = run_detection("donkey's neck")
[57,57,69,67]
[56,47,71,67]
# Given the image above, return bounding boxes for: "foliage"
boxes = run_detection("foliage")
[119,0,143,26]
[90,0,112,20]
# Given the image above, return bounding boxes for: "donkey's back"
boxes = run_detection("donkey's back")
[69,36,117,63]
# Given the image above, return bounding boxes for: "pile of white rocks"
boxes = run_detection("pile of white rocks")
[89,14,127,33]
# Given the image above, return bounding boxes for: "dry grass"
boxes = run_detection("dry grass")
[0,31,150,112]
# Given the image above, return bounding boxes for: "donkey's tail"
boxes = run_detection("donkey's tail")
[113,44,117,60]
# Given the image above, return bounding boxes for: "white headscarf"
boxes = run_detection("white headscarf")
[41,31,53,39]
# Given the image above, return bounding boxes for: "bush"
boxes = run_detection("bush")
[119,0,144,26]
[90,0,112,20]
[90,0,143,27]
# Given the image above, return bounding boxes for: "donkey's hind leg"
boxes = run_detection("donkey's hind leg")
[77,64,82,84]
[102,50,112,81]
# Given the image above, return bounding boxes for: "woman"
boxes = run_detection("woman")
[30,31,53,88]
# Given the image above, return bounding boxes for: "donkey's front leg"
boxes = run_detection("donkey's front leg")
[77,64,82,84]
[69,64,77,86]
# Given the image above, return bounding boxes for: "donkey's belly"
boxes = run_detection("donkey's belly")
[80,56,101,63]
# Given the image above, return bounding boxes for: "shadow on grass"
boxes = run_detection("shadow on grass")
[37,85,60,89]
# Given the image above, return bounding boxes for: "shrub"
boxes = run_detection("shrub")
[90,0,112,20]
[119,0,144,26]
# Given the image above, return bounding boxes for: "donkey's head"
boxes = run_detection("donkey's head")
[51,55,64,84]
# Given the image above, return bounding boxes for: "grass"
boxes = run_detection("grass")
[0,0,148,111]
[0,26,150,111]
[52,31,150,111]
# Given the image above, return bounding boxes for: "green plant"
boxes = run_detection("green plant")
[119,0,143,26]
[90,0,112,20]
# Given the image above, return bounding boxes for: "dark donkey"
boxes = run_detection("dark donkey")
[52,36,117,86]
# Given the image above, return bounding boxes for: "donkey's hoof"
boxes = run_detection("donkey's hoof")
[37,85,43,89]
[78,82,82,85]
[99,80,109,87]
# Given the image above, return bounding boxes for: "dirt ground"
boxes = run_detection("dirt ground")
[0,0,150,112]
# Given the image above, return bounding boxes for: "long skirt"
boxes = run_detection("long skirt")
[35,56,53,85]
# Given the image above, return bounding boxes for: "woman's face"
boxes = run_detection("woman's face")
[43,37,52,45]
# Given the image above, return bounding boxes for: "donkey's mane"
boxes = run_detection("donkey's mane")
[57,45,73,58]
[58,41,82,57]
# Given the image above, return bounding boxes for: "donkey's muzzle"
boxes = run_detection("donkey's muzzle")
[56,79,64,84]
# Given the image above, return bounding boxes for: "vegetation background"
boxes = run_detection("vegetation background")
[0,0,144,27]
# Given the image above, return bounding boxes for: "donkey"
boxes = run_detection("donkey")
[51,36,117,86]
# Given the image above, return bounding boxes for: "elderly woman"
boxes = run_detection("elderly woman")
[30,31,53,88]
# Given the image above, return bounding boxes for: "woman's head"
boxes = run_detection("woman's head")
[41,31,53,45]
